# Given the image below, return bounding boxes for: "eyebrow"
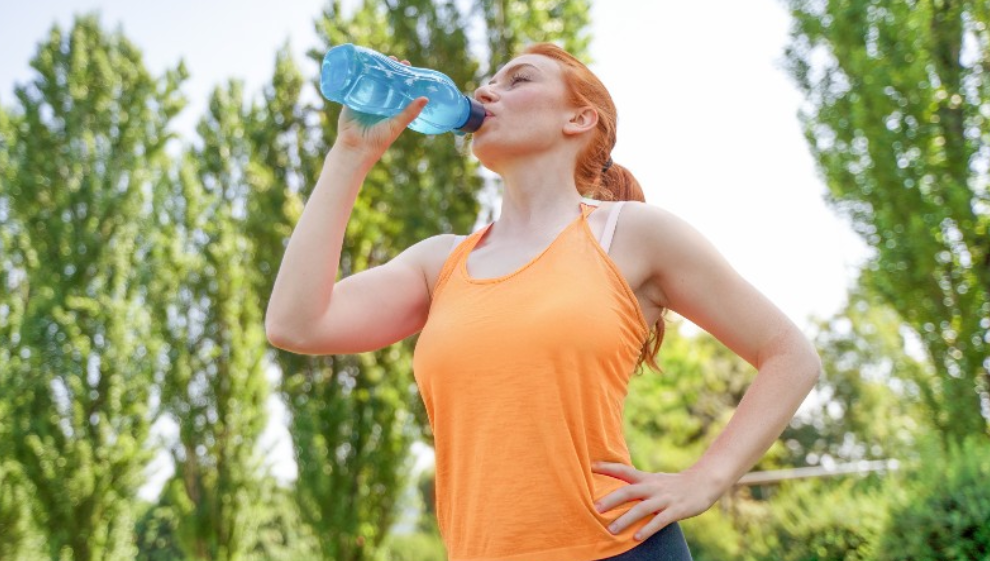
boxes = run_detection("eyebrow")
[488,63,540,85]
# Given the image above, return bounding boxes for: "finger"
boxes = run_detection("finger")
[603,496,665,535]
[630,509,678,542]
[595,482,649,513]
[400,59,410,65]
[591,462,640,483]
[393,97,428,129]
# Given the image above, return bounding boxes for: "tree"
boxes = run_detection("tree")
[0,99,43,561]
[477,0,592,77]
[782,0,990,443]
[0,14,183,560]
[145,78,272,559]
[781,286,932,469]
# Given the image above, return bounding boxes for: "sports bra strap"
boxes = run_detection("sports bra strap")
[449,201,625,254]
[599,201,626,254]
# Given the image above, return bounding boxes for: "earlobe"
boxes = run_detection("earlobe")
[563,106,599,136]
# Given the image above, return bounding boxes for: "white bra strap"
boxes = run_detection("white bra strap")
[599,201,626,254]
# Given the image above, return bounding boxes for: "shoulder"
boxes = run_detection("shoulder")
[394,233,463,270]
[392,232,468,293]
[614,201,725,277]
[615,201,701,245]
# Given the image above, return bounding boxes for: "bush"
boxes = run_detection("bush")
[877,435,990,561]
[680,505,745,561]
[746,475,889,561]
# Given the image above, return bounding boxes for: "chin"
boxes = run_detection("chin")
[470,134,501,170]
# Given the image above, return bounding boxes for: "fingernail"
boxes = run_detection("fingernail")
[594,502,603,512]
[609,524,618,534]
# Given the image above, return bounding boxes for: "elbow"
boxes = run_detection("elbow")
[265,320,291,350]
[265,315,302,352]
[265,316,338,356]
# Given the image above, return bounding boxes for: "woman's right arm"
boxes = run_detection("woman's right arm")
[265,95,435,355]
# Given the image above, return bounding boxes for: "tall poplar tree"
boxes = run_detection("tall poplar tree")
[783,0,989,441]
[0,103,43,561]
[0,14,184,560]
[145,79,272,560]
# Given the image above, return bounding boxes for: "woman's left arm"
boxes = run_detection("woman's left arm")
[592,202,822,539]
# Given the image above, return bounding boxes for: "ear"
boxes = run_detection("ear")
[563,106,598,136]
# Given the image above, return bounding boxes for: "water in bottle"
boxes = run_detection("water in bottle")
[320,43,486,135]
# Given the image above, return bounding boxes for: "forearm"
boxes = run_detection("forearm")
[685,335,822,500]
[265,146,373,340]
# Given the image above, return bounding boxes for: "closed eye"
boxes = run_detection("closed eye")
[509,73,531,86]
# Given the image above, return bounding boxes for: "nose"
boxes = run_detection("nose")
[474,84,497,104]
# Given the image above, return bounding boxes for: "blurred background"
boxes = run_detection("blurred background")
[0,1,987,560]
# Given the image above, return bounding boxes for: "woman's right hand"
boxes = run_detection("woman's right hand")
[334,56,429,167]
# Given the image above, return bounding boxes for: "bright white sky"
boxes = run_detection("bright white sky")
[1,1,869,501]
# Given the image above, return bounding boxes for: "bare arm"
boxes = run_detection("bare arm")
[629,203,822,500]
[265,92,432,354]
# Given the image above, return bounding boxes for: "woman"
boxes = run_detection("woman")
[266,43,822,561]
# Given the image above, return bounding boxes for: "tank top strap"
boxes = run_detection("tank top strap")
[579,201,597,219]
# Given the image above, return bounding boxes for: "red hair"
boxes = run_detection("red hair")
[521,42,665,373]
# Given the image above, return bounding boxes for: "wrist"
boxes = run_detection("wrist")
[325,144,377,177]
[683,460,734,502]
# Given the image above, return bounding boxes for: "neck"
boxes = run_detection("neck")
[489,152,585,239]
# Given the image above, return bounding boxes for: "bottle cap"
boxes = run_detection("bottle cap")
[456,98,486,133]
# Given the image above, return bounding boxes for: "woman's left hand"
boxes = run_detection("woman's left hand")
[590,462,724,541]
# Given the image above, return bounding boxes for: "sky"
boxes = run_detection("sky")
[1,0,870,507]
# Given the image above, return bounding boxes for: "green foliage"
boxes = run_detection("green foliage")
[244,480,321,561]
[624,320,773,473]
[746,477,889,561]
[678,507,743,561]
[0,461,45,561]
[782,286,931,467]
[135,479,320,561]
[478,0,593,75]
[147,78,272,560]
[135,498,187,561]
[0,13,183,561]
[877,435,990,561]
[376,531,447,561]
[783,0,990,440]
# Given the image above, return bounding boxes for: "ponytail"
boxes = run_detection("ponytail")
[589,161,645,203]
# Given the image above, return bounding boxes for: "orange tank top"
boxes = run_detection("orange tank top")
[413,201,650,561]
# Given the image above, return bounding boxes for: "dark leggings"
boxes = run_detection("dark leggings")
[596,522,693,561]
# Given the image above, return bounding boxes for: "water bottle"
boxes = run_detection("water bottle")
[320,43,486,135]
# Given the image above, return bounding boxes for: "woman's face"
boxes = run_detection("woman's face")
[470,54,574,166]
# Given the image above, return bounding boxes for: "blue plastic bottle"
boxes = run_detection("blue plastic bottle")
[320,43,486,135]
